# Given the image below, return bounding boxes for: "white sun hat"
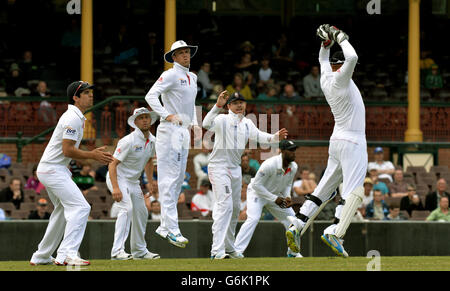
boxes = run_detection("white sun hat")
[127,107,159,129]
[164,40,198,64]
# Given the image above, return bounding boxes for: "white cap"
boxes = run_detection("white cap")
[164,40,198,63]
[127,107,159,129]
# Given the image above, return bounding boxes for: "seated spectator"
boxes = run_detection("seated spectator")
[426,196,450,222]
[197,62,214,95]
[69,160,83,176]
[241,154,257,185]
[388,168,409,198]
[244,149,260,172]
[303,65,324,99]
[385,205,407,221]
[400,184,425,216]
[235,52,258,74]
[293,166,317,197]
[0,177,24,210]
[272,33,294,63]
[239,182,248,220]
[149,200,161,221]
[28,198,51,220]
[6,63,27,95]
[19,50,40,80]
[258,57,272,84]
[369,169,389,195]
[425,178,450,212]
[191,180,214,217]
[365,189,389,220]
[72,162,98,196]
[25,165,45,194]
[226,72,253,100]
[368,147,395,182]
[36,81,57,124]
[362,177,374,208]
[256,85,278,101]
[280,83,300,101]
[193,140,211,189]
[424,64,443,98]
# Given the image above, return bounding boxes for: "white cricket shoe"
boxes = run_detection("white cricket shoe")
[286,216,302,253]
[64,256,91,266]
[111,251,133,260]
[211,253,230,260]
[321,234,349,258]
[133,251,160,260]
[167,232,189,248]
[227,251,244,259]
[155,226,167,240]
[30,256,56,266]
[287,249,303,258]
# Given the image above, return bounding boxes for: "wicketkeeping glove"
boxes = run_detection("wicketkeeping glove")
[328,25,349,44]
[316,24,334,49]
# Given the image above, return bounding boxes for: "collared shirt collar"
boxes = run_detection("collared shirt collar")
[174,61,190,72]
[132,128,150,141]
[228,109,244,122]
[68,104,86,121]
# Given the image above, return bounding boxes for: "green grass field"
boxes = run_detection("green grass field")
[1,256,450,271]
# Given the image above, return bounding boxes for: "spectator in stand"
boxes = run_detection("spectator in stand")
[239,183,248,221]
[425,178,450,212]
[19,50,40,81]
[235,52,258,74]
[244,149,260,172]
[149,200,161,221]
[241,154,257,185]
[191,180,215,217]
[28,198,51,220]
[368,147,395,183]
[226,72,253,100]
[69,160,83,176]
[72,162,98,196]
[280,83,301,101]
[385,205,407,221]
[25,165,45,194]
[303,65,324,99]
[369,169,389,195]
[426,196,450,222]
[258,57,273,84]
[193,140,211,189]
[400,184,425,216]
[35,81,57,124]
[424,64,443,99]
[388,168,409,198]
[365,189,389,220]
[292,166,317,197]
[6,63,26,95]
[272,33,294,64]
[197,62,214,95]
[256,85,278,101]
[0,177,24,210]
[362,177,374,208]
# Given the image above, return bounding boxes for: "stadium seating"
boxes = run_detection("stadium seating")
[410,210,431,221]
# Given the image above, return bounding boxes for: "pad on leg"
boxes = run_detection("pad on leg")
[334,186,364,238]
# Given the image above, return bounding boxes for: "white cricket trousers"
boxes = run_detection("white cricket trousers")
[235,189,295,254]
[299,138,367,230]
[30,163,91,264]
[155,122,190,236]
[208,165,242,256]
[106,174,149,257]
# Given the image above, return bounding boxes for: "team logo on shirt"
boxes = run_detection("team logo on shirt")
[179,78,187,86]
[116,148,121,154]
[158,77,163,82]
[134,145,143,152]
[64,126,77,136]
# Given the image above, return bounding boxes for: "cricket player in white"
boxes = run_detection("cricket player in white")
[145,40,199,247]
[234,140,302,258]
[203,91,288,259]
[30,81,114,266]
[286,24,367,257]
[106,108,160,260]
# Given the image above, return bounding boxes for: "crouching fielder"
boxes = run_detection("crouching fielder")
[106,108,160,260]
[235,140,302,258]
[286,24,367,257]
[203,91,288,259]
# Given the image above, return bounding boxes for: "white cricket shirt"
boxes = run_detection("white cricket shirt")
[203,105,275,168]
[319,40,366,144]
[109,129,156,184]
[368,161,395,182]
[248,153,297,202]
[145,62,198,126]
[39,104,86,167]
